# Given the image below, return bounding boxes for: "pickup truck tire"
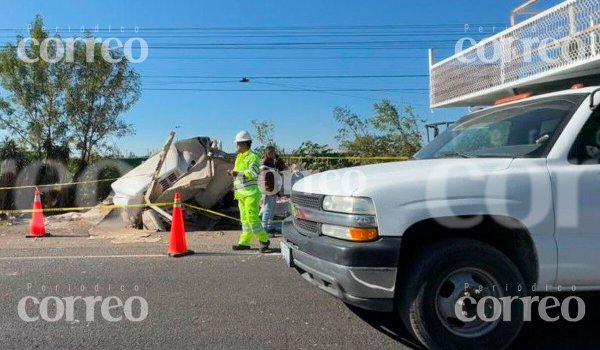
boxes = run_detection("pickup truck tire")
[397,238,527,350]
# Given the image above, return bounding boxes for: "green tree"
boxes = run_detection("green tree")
[291,141,351,171]
[334,99,424,161]
[65,35,139,169]
[0,137,29,168]
[251,119,284,155]
[0,15,71,160]
[0,137,30,211]
[0,16,140,170]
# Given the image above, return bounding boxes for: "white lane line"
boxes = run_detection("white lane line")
[0,253,282,260]
[0,254,166,260]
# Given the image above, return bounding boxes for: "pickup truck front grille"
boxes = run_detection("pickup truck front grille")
[293,217,320,236]
[291,191,323,210]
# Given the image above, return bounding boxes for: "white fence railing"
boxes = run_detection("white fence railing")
[430,0,600,108]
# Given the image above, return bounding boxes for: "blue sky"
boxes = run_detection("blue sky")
[0,0,564,155]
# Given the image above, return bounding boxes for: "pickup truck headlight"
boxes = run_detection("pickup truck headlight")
[322,196,376,215]
[321,224,378,242]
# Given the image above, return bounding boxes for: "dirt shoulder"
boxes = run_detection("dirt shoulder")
[0,221,281,253]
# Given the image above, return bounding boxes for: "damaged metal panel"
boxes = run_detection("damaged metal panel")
[110,133,235,229]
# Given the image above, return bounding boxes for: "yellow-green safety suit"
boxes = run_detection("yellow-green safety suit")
[233,150,269,246]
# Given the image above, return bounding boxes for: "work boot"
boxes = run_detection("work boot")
[259,240,271,253]
[232,244,251,251]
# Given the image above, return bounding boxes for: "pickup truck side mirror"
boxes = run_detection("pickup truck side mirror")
[590,88,600,110]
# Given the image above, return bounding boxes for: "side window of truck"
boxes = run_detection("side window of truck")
[569,110,600,165]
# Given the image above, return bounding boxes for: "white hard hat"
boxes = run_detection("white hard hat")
[235,130,252,143]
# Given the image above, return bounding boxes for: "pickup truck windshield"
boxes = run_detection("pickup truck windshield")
[415,95,586,159]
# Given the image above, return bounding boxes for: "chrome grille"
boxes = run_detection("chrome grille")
[291,191,323,209]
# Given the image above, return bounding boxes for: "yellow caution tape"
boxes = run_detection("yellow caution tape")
[286,156,408,161]
[0,202,174,216]
[0,178,121,191]
[184,203,287,225]
[184,203,242,223]
[2,199,288,228]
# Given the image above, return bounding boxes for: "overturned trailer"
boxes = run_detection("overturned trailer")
[106,132,310,231]
[110,132,235,231]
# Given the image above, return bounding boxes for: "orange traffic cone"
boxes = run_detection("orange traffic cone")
[27,188,48,238]
[167,193,193,257]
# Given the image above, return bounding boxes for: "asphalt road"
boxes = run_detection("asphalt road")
[0,239,599,350]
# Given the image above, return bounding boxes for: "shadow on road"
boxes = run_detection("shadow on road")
[347,293,600,350]
[345,305,425,350]
[173,250,283,257]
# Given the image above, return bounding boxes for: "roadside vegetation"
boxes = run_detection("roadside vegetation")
[252,99,424,171]
[0,16,140,211]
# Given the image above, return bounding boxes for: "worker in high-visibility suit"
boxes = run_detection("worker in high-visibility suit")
[228,130,271,253]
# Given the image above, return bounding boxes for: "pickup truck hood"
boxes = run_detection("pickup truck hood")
[292,158,514,197]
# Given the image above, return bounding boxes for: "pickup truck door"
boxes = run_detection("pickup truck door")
[549,109,600,286]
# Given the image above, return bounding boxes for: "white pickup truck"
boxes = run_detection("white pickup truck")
[281,86,600,349]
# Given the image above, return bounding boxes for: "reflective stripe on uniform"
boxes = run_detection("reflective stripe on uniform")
[241,222,264,234]
[246,223,264,234]
[233,150,262,197]
[234,181,257,190]
[248,163,260,178]
[237,191,269,245]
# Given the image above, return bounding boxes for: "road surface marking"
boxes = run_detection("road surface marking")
[0,254,166,260]
[0,253,282,260]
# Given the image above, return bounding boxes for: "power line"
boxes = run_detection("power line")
[250,80,387,102]
[143,88,428,92]
[100,32,488,38]
[149,39,460,44]
[143,80,240,85]
[134,23,505,31]
[3,40,462,51]
[132,45,459,50]
[0,23,506,32]
[141,79,428,94]
[0,32,492,39]
[141,74,428,79]
[146,56,426,60]
[1,45,474,51]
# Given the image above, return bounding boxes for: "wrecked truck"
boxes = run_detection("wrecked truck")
[110,132,235,231]
[108,132,308,232]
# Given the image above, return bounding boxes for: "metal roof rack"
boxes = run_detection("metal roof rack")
[429,0,600,108]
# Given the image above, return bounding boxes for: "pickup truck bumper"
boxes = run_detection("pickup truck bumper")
[281,219,401,312]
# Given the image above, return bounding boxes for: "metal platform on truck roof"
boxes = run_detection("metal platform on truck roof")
[429,0,600,108]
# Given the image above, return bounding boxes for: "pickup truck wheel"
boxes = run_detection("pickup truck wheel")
[397,239,527,350]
